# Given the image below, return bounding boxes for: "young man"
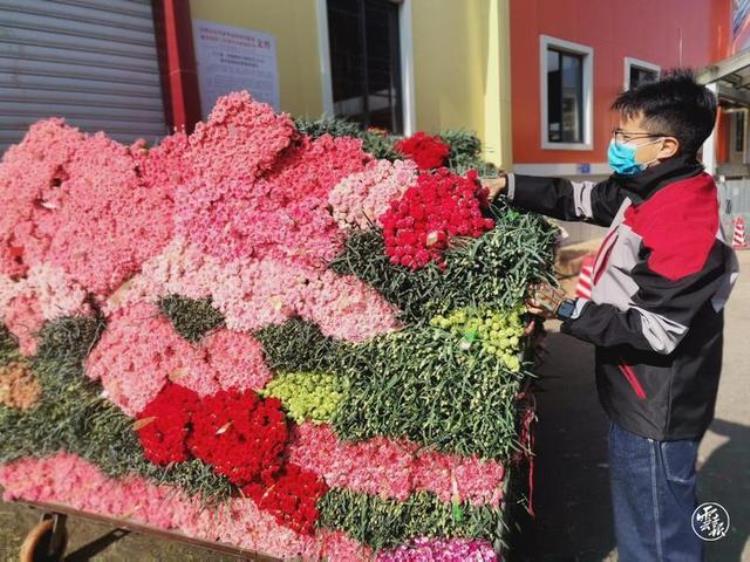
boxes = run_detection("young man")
[483,70,739,561]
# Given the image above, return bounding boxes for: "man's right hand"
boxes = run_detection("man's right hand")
[480,175,507,201]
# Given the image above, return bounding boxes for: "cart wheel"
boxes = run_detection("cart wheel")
[19,516,68,562]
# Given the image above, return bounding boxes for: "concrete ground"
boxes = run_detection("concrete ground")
[0,253,747,561]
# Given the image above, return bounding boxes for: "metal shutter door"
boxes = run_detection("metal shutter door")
[0,0,167,153]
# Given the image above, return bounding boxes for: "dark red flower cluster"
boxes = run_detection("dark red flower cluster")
[395,132,450,170]
[243,463,328,535]
[135,383,200,465]
[135,385,328,536]
[187,389,288,487]
[380,169,495,270]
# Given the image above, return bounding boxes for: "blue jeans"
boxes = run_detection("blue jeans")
[608,421,705,562]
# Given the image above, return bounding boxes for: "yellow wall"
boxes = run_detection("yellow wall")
[410,0,511,167]
[188,0,512,167]
[188,0,325,118]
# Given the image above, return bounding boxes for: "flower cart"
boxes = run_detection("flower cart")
[0,92,557,561]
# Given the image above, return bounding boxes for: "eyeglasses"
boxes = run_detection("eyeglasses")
[611,128,668,144]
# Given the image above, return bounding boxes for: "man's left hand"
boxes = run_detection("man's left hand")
[525,282,567,320]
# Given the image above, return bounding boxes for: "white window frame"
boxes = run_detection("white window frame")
[540,35,594,151]
[315,0,416,135]
[623,57,661,91]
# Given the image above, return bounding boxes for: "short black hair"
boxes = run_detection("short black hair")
[611,68,717,156]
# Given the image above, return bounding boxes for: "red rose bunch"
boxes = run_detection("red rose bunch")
[135,383,200,465]
[380,169,495,270]
[243,463,328,536]
[187,389,289,487]
[395,132,450,170]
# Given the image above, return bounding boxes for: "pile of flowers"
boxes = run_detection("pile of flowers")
[0,92,556,561]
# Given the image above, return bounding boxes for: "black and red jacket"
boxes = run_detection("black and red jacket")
[506,154,739,441]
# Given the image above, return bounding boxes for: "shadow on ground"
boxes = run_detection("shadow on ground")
[699,418,750,562]
[513,327,616,562]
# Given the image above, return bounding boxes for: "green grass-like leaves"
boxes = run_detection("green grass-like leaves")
[158,294,225,342]
[332,326,529,460]
[255,318,342,373]
[318,488,507,551]
[330,203,558,324]
[0,316,232,503]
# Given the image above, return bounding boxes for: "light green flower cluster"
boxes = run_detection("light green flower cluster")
[262,371,346,424]
[430,306,526,372]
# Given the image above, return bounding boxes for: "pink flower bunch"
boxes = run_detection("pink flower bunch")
[0,118,81,279]
[288,424,505,506]
[175,497,323,560]
[0,118,175,297]
[102,238,224,313]
[2,293,43,356]
[320,530,374,561]
[299,270,403,343]
[130,132,193,193]
[0,264,92,356]
[329,159,419,230]
[381,169,495,270]
[0,452,182,529]
[376,537,499,562]
[85,302,272,416]
[105,239,401,343]
[0,453,325,560]
[188,91,296,185]
[176,133,370,268]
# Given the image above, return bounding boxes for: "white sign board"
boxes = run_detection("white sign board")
[192,20,280,117]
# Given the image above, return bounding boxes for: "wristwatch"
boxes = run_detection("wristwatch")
[556,298,577,321]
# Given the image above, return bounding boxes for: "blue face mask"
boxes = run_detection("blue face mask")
[607,138,662,176]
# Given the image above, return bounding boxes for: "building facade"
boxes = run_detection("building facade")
[508,0,731,241]
[0,0,741,198]
[186,0,514,167]
[509,0,730,176]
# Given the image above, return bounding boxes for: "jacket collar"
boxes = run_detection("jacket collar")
[612,153,705,204]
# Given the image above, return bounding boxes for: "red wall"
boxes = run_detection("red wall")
[510,0,732,165]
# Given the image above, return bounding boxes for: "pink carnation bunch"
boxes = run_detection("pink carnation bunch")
[176,133,370,268]
[0,453,324,560]
[0,118,82,278]
[188,91,296,185]
[376,537,499,562]
[288,424,505,506]
[0,264,92,356]
[2,293,44,356]
[85,302,272,416]
[329,159,419,230]
[105,239,401,343]
[0,118,175,297]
